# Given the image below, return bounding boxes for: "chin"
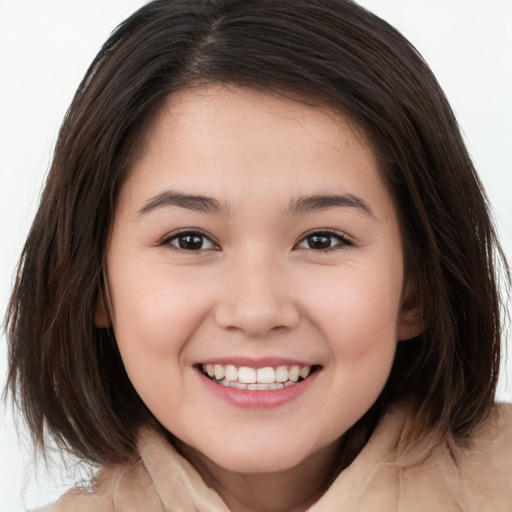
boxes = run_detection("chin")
[196,439,322,475]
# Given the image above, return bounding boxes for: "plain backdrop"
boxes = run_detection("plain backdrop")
[1,1,511,510]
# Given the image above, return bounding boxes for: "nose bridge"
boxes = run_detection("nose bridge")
[214,246,300,336]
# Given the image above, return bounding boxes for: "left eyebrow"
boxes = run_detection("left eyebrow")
[137,190,227,216]
[286,193,375,217]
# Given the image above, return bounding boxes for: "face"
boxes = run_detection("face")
[100,85,421,476]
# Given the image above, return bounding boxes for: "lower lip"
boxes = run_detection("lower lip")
[197,369,319,409]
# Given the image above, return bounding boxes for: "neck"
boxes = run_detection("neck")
[177,440,340,512]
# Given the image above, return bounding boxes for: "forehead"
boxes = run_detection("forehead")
[138,85,367,155]
[121,84,393,220]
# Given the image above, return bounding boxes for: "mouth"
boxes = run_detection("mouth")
[198,363,321,390]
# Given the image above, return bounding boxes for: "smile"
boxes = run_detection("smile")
[199,363,317,390]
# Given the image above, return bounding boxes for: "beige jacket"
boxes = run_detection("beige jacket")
[38,403,512,511]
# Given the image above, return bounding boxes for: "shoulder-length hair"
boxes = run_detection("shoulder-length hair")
[5,0,509,465]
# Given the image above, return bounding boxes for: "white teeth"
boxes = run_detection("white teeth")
[235,382,286,390]
[229,381,247,389]
[300,366,311,379]
[275,366,288,383]
[214,364,225,380]
[201,363,314,389]
[257,367,276,384]
[238,366,257,384]
[224,365,238,382]
[288,366,300,382]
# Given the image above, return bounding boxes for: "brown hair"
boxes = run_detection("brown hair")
[5,0,509,466]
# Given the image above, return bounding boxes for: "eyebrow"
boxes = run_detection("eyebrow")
[137,190,374,218]
[138,190,225,216]
[286,193,375,217]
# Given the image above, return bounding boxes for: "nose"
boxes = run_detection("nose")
[214,255,300,337]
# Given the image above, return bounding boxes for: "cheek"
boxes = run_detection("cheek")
[306,263,403,355]
[112,262,205,339]
[309,266,402,437]
[108,266,215,422]
[108,263,215,390]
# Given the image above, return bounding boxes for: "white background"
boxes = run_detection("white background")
[1,1,511,510]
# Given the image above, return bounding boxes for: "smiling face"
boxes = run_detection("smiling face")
[100,85,421,478]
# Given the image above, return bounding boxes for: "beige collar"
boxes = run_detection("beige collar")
[135,402,512,511]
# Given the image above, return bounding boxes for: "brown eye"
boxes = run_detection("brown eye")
[166,231,217,251]
[297,231,351,251]
[305,234,331,250]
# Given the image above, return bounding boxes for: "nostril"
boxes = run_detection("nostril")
[214,301,300,337]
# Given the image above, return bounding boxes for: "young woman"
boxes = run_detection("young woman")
[5,1,511,510]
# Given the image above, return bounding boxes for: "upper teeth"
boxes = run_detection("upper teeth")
[202,364,312,384]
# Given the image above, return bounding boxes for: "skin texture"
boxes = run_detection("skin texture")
[98,85,422,511]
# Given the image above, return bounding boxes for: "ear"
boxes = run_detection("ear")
[95,294,111,328]
[397,277,424,341]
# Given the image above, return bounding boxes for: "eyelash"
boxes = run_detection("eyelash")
[159,230,219,252]
[295,229,354,252]
[159,229,353,253]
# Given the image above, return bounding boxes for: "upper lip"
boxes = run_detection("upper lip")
[197,357,318,369]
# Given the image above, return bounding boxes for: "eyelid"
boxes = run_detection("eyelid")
[157,228,353,252]
[294,228,354,250]
[159,228,220,251]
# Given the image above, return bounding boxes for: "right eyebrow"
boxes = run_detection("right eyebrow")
[286,193,375,218]
[137,190,227,216]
